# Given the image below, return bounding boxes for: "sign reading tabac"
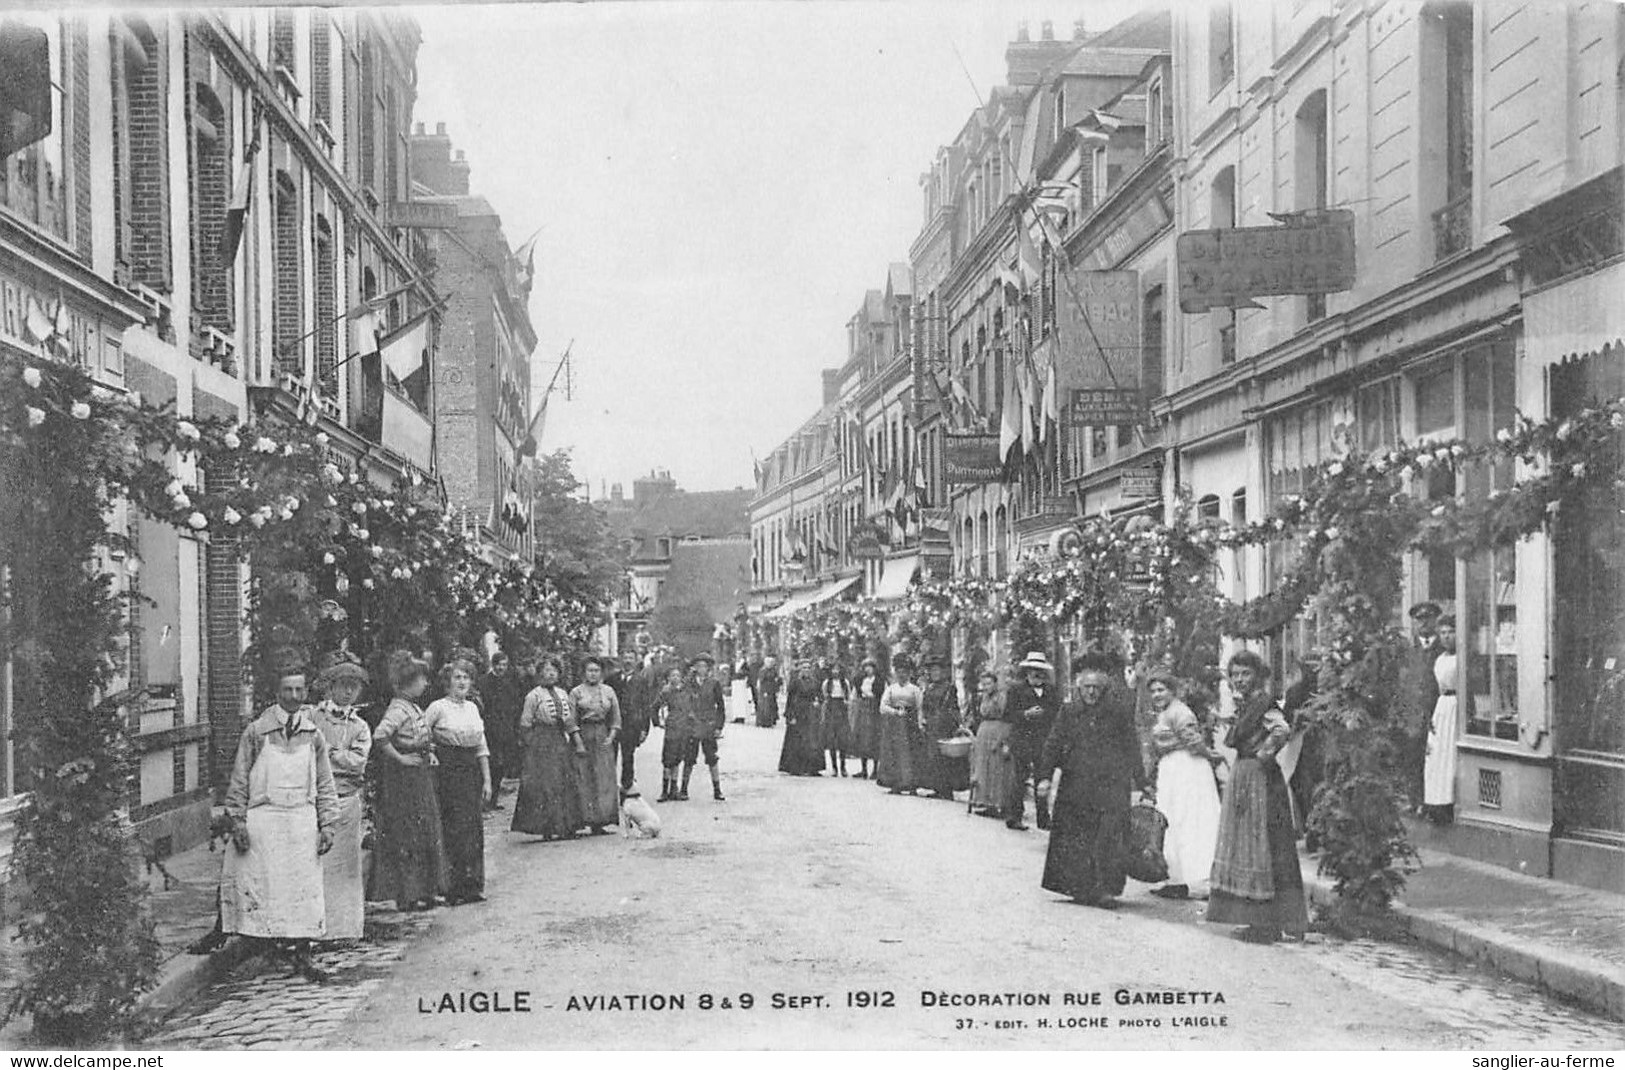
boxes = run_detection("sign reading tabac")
[944,433,1003,484]
[1053,269,1142,401]
[1176,209,1356,313]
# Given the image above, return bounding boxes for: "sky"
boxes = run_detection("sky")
[413,0,1144,498]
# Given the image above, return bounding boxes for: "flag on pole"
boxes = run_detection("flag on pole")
[516,397,549,460]
[513,230,540,291]
[1018,357,1037,458]
[999,352,1021,462]
[293,361,318,425]
[1041,358,1059,444]
[378,312,431,383]
[23,296,54,347]
[1017,224,1043,287]
[218,151,255,263]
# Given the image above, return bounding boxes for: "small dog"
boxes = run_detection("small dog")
[620,790,662,838]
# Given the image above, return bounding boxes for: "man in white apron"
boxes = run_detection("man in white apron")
[222,668,340,981]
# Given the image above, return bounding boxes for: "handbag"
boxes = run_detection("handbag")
[1125,801,1170,884]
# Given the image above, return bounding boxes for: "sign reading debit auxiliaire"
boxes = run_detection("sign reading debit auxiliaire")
[1176,209,1356,313]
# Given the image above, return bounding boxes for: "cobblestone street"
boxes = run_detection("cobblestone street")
[141,913,434,1050]
[138,728,1624,1050]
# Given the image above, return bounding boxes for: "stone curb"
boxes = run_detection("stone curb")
[1301,863,1625,1023]
[135,937,259,1025]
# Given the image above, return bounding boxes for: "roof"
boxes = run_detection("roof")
[606,487,753,545]
[886,263,912,300]
[1084,6,1172,50]
[1057,47,1168,79]
[417,192,500,219]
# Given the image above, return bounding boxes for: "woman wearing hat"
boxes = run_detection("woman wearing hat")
[847,658,883,779]
[311,659,372,939]
[877,655,923,794]
[1005,652,1060,830]
[570,656,623,833]
[1206,651,1308,942]
[917,655,964,800]
[778,659,826,776]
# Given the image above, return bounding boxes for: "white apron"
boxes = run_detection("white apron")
[1424,653,1459,806]
[221,732,327,939]
[321,792,366,939]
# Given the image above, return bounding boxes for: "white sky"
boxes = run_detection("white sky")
[413,0,1146,497]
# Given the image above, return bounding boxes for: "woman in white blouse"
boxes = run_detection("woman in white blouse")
[425,657,491,904]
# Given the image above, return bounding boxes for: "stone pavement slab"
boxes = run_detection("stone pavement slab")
[1301,843,1625,1021]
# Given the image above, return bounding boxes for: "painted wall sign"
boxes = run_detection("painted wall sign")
[944,433,1004,484]
[1053,269,1142,407]
[1066,387,1144,426]
[1120,464,1161,499]
[1176,209,1357,313]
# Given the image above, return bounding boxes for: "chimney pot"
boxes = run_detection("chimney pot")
[415,121,425,135]
[1016,21,1030,42]
[455,149,466,161]
[1073,18,1088,40]
[1041,20,1054,40]
[435,122,446,135]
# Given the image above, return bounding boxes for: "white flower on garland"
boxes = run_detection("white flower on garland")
[347,472,360,485]
[1571,462,1587,478]
[23,367,42,388]
[254,436,276,453]
[362,578,375,589]
[187,512,208,530]
[405,506,417,518]
[1325,526,1341,540]
[321,463,342,485]
[315,432,329,447]
[323,552,336,565]
[356,528,370,541]
[176,420,200,441]
[171,492,191,509]
[71,401,91,420]
[277,507,293,521]
[370,545,383,558]
[26,407,45,427]
[1556,420,1574,441]
[248,513,266,528]
[223,431,241,449]
[165,478,184,497]
[282,444,294,457]
[223,507,242,525]
[1610,412,1624,430]
[285,496,300,512]
[352,501,367,515]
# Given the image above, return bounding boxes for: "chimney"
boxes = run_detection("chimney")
[1005,23,1077,86]
[448,149,471,196]
[610,482,624,504]
[1073,18,1089,41]
[821,369,841,407]
[408,122,461,195]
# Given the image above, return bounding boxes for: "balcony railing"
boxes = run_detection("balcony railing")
[1432,193,1473,262]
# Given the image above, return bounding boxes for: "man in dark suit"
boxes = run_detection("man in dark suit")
[1398,601,1444,811]
[608,649,654,792]
[1004,651,1061,831]
[479,652,527,810]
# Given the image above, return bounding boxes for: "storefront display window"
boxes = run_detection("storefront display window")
[0,16,69,243]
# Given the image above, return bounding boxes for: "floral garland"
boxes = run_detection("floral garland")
[0,352,606,1038]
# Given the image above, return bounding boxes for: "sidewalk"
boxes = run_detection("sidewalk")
[1300,841,1625,1021]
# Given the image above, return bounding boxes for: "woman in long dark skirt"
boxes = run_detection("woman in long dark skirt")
[778,659,826,775]
[1036,662,1147,909]
[877,655,922,793]
[1206,650,1309,942]
[511,656,588,840]
[822,663,852,776]
[847,658,882,779]
[424,657,492,904]
[371,653,450,911]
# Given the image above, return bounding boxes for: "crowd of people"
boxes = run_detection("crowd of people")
[740,642,1338,944]
[211,607,1454,978]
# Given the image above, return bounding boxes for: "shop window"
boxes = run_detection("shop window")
[0,16,69,242]
[1410,341,1518,741]
[1358,377,1401,451]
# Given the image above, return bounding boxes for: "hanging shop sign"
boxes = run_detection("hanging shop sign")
[944,433,1004,484]
[850,525,886,559]
[1120,463,1161,499]
[378,201,459,229]
[1176,209,1356,313]
[1052,268,1142,407]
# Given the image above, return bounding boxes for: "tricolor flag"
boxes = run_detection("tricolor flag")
[513,230,541,292]
[1040,359,1059,444]
[218,151,255,264]
[378,311,431,384]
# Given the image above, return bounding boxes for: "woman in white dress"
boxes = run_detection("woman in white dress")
[729,661,755,724]
[1423,615,1460,824]
[1146,669,1221,900]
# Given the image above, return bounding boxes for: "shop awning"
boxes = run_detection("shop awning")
[762,574,860,619]
[871,554,920,602]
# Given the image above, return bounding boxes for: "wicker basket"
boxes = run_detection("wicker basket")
[936,735,973,760]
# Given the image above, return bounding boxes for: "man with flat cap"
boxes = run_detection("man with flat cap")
[1398,601,1444,811]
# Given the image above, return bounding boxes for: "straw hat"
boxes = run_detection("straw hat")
[1017,652,1055,678]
